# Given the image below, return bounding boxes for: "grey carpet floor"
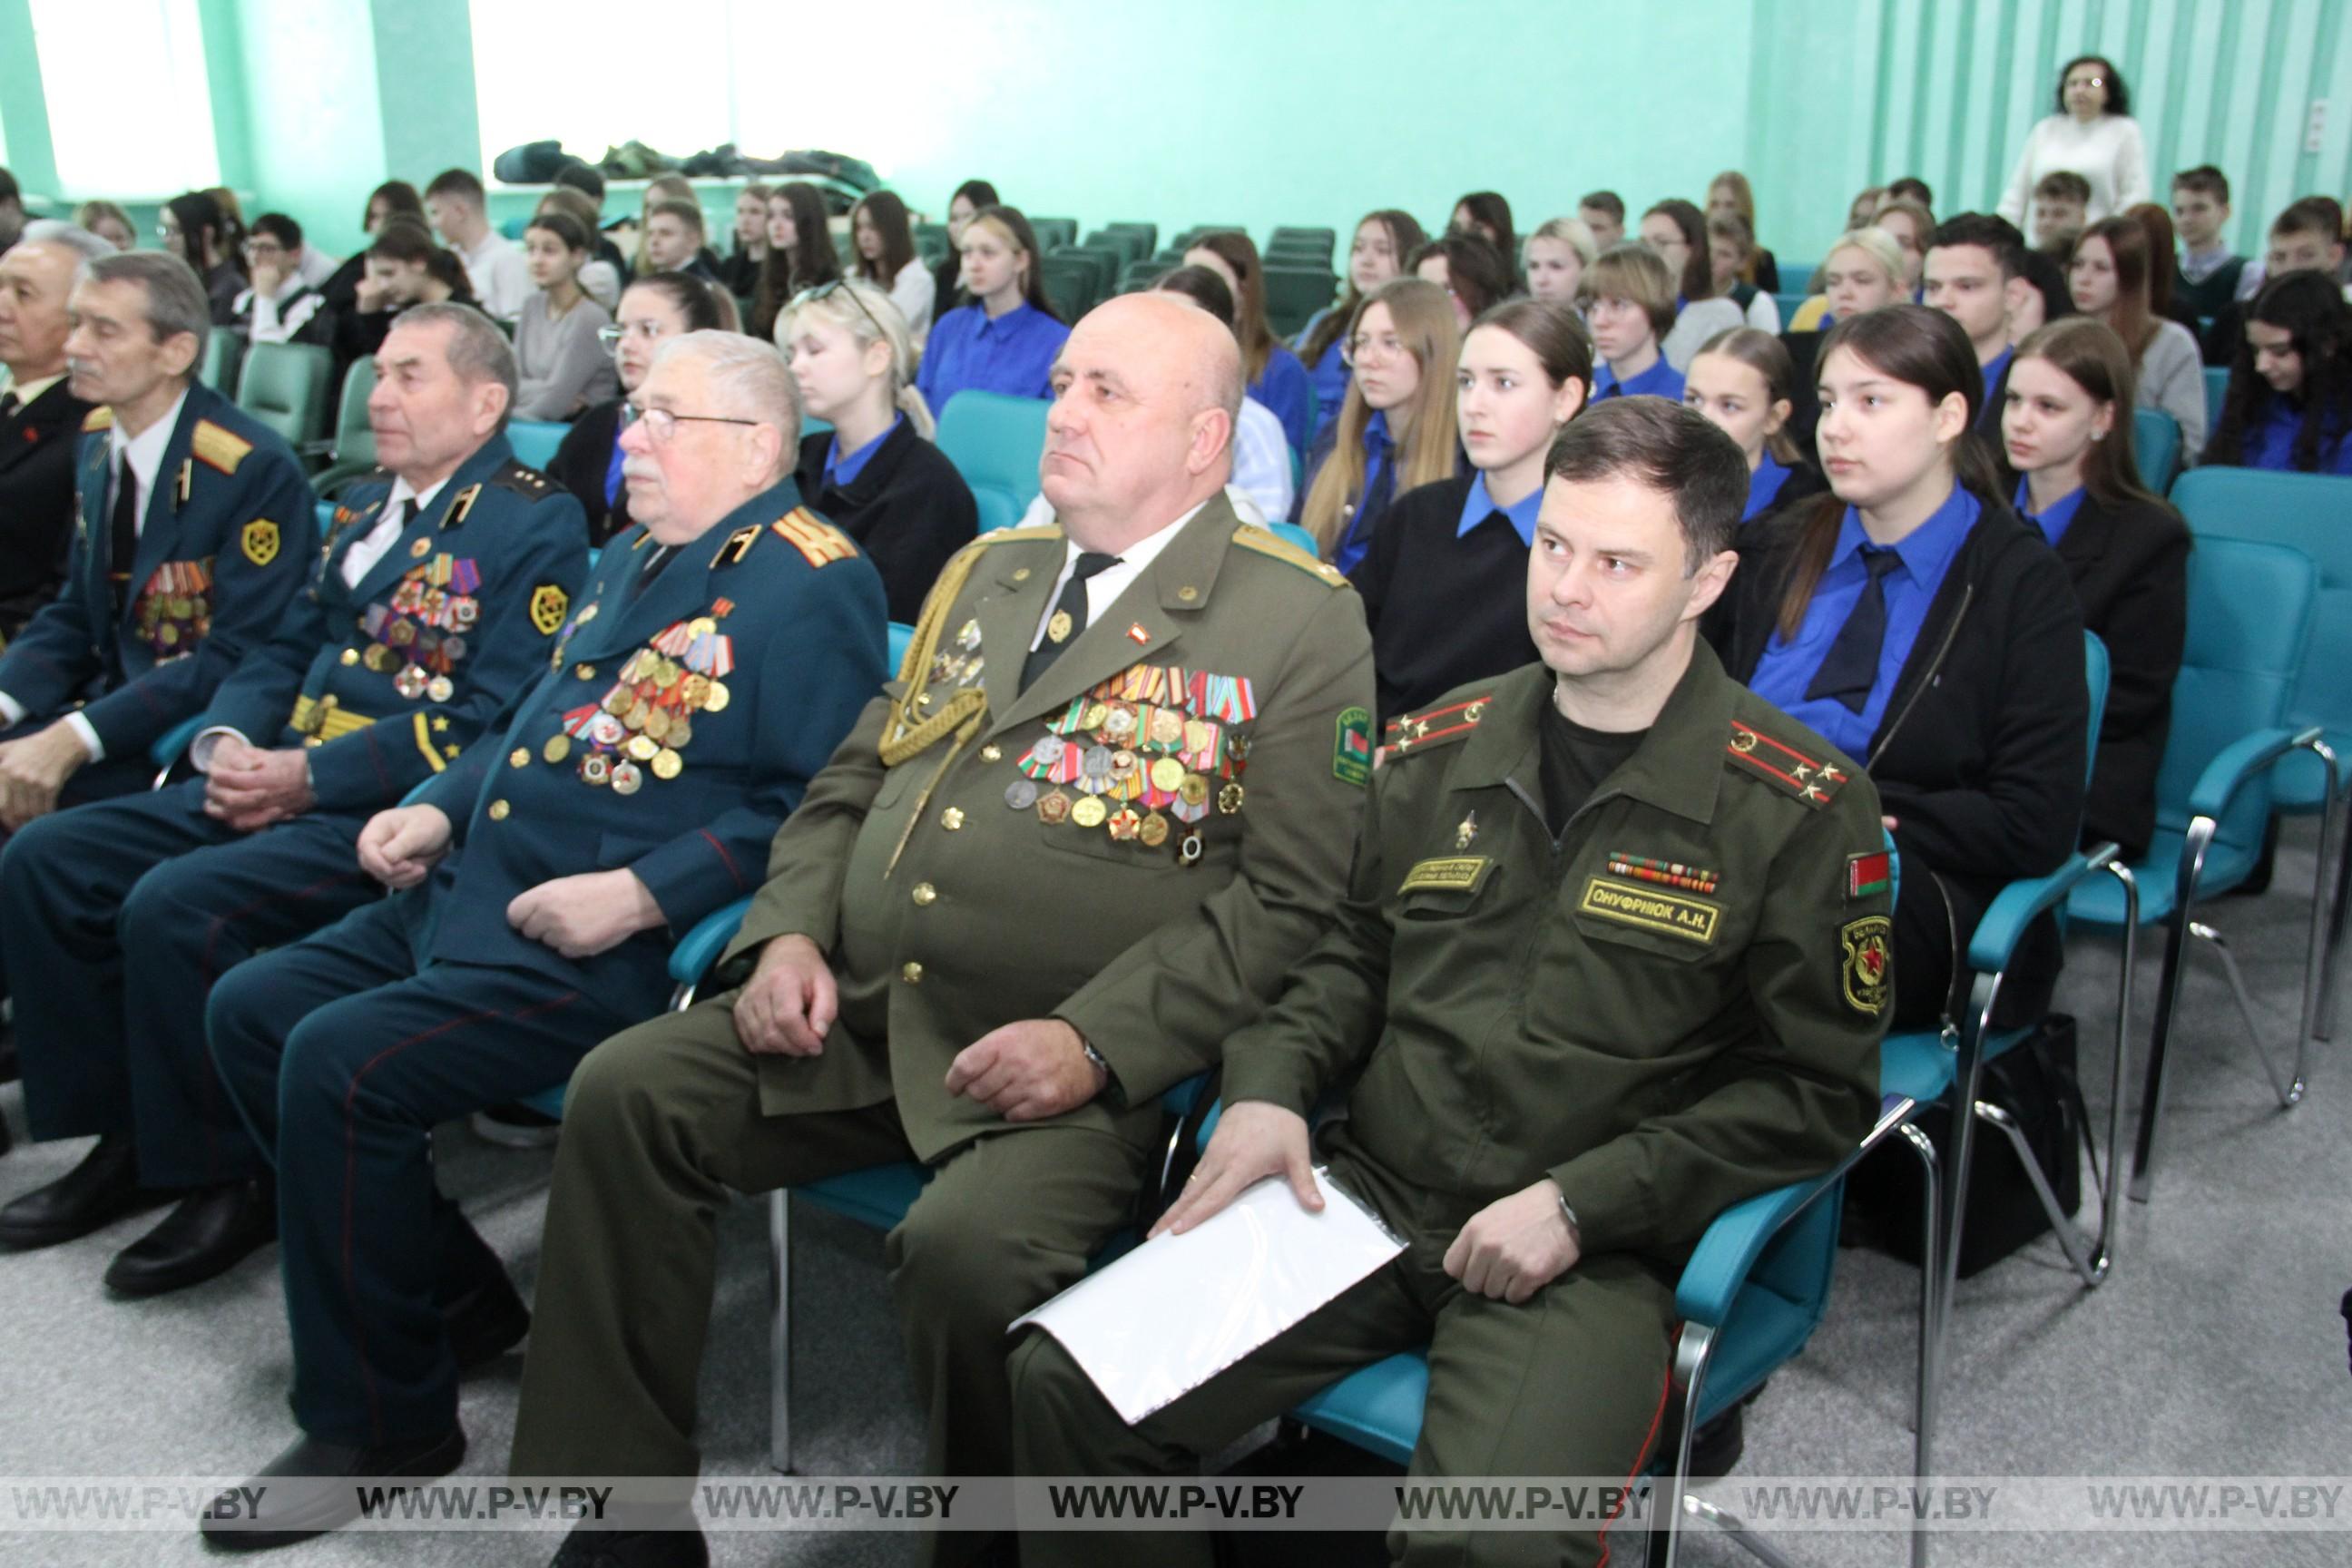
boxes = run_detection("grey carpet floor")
[0,819,2345,1568]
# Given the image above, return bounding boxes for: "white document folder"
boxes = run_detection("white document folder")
[1011,1169,1406,1425]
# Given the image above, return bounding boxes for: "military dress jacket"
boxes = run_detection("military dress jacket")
[408,480,886,1021]
[0,383,314,756]
[0,377,93,639]
[722,494,1379,1161]
[1219,643,1891,1269]
[197,435,590,813]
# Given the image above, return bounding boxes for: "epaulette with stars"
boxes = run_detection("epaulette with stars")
[487,461,558,499]
[1725,718,1850,808]
[1382,693,1493,759]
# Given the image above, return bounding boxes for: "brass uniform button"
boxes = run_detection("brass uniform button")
[1177,585,1200,602]
[487,799,510,821]
[942,808,965,830]
[912,883,937,906]
[302,736,323,749]
[900,961,924,984]
[509,748,530,769]
[573,663,596,681]
[980,744,1003,763]
[1012,567,1032,582]
[339,648,359,666]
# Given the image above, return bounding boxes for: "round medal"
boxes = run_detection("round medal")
[643,707,672,742]
[611,760,643,796]
[665,717,693,750]
[1218,783,1245,815]
[590,713,625,746]
[1138,811,1170,848]
[1109,750,1136,777]
[1082,745,1113,778]
[626,735,660,762]
[1083,702,1110,731]
[1104,703,1137,738]
[426,675,454,702]
[652,749,683,780]
[1178,773,1210,807]
[543,734,573,764]
[1004,779,1039,811]
[1071,795,1108,829]
[1032,735,1066,767]
[1150,757,1186,792]
[701,681,730,713]
[689,616,717,636]
[1149,709,1185,747]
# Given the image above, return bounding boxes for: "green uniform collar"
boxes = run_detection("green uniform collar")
[1450,638,1736,827]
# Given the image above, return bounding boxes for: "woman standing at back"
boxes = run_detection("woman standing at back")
[1996,54,2151,229]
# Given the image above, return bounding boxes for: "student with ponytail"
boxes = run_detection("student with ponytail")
[779,279,977,622]
[1683,327,1824,521]
[1714,303,2087,1027]
[1295,276,1463,574]
[1352,299,1590,725]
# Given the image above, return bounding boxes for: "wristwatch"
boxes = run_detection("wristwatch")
[1080,1039,1124,1108]
[1553,1186,1583,1248]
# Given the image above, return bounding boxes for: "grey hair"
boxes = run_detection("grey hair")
[390,301,520,426]
[652,330,802,481]
[84,250,211,369]
[18,220,114,267]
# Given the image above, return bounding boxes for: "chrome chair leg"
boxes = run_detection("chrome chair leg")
[1896,1121,1937,1568]
[2194,924,2306,1108]
[769,1189,794,1474]
[1679,1494,1807,1568]
[2304,738,2344,1042]
[1650,1325,1713,1568]
[2131,818,2216,1202]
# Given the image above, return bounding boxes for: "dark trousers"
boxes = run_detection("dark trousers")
[0,715,156,1004]
[509,995,1153,1568]
[207,897,631,1448]
[1008,1138,1679,1568]
[0,779,376,1186]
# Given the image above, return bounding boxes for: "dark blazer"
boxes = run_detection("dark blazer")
[410,482,886,1020]
[1350,471,1539,727]
[792,420,978,623]
[0,384,317,759]
[549,397,632,545]
[2053,493,2190,861]
[1714,496,2088,1020]
[199,433,591,813]
[0,377,93,639]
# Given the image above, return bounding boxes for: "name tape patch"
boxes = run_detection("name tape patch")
[1398,856,1492,896]
[1578,876,1720,945]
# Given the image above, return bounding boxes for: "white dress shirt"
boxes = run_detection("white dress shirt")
[0,390,188,759]
[1230,397,1294,524]
[1027,500,1207,651]
[189,474,447,769]
[461,231,532,322]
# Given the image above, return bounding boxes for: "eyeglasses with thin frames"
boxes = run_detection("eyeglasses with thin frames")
[618,402,761,444]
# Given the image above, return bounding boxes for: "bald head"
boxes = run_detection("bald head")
[1042,292,1242,550]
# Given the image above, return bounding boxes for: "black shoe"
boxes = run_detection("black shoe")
[0,1031,18,1084]
[103,1179,275,1297]
[1683,1400,1746,1480]
[470,1103,562,1149]
[552,1517,710,1568]
[198,1427,466,1551]
[0,1132,164,1249]
[446,1258,531,1370]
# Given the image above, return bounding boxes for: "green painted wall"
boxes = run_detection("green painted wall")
[7,0,2346,268]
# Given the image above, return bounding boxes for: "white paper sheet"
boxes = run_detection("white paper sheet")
[1011,1169,1406,1424]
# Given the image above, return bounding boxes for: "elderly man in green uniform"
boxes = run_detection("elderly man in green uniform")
[512,290,1377,1568]
[1008,397,1892,1568]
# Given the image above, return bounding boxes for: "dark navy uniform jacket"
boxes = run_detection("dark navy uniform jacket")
[407,477,888,1019]
[0,382,315,757]
[198,434,590,813]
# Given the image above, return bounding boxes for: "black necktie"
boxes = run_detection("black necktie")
[109,451,139,619]
[1020,551,1121,691]
[0,390,19,421]
[1805,547,1906,713]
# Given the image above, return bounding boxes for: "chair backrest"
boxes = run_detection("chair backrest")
[2082,631,2110,789]
[1101,220,1158,252]
[2169,466,2352,803]
[234,342,333,450]
[2132,407,2180,494]
[2203,365,2230,432]
[887,621,914,672]
[1261,265,1338,338]
[1770,291,1811,327]
[2154,536,2318,848]
[935,391,1051,534]
[505,420,566,471]
[330,357,377,465]
[199,331,243,392]
[1263,520,1320,557]
[1030,217,1079,252]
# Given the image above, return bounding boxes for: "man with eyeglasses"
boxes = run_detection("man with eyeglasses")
[512,290,1375,1568]
[191,328,885,1549]
[0,303,584,1298]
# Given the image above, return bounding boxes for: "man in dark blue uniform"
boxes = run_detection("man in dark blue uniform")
[0,304,589,1291]
[195,329,887,1549]
[0,250,314,824]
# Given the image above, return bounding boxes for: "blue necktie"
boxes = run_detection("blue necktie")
[1804,547,1905,713]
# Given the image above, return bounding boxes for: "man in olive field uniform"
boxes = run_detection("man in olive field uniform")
[512,292,1378,1568]
[1009,397,1892,1568]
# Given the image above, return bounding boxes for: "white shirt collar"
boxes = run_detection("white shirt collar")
[4,371,67,407]
[109,387,191,489]
[383,473,455,522]
[1032,499,1211,651]
[1058,499,1203,580]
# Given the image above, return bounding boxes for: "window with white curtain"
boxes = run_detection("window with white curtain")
[466,0,931,180]
[30,0,219,195]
